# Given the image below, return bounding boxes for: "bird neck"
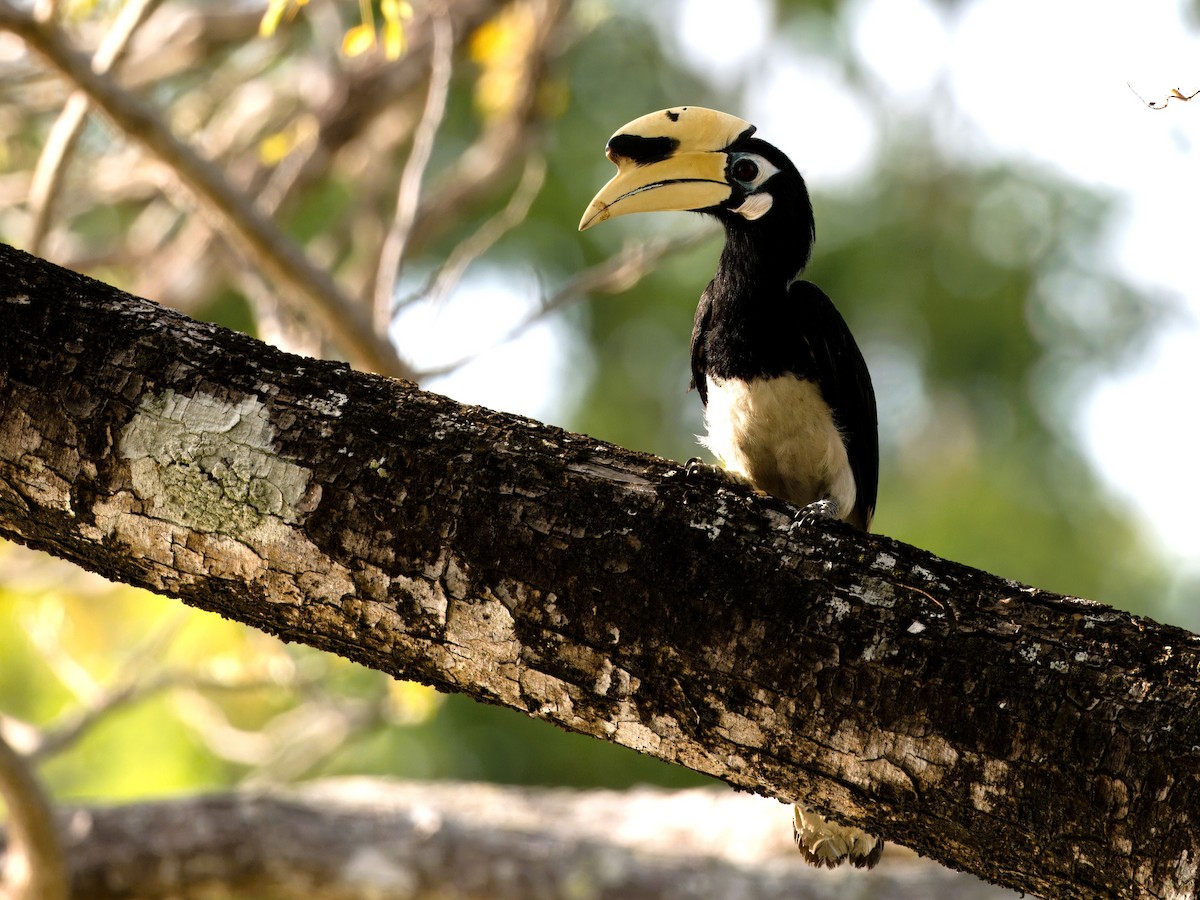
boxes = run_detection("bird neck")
[712,214,813,307]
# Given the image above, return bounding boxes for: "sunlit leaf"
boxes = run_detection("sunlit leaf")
[382,0,414,25]
[342,22,377,58]
[258,114,318,167]
[383,18,407,60]
[64,0,101,20]
[259,0,308,38]
[259,131,295,166]
[259,0,288,37]
[380,0,413,61]
[386,680,443,725]
[469,2,537,119]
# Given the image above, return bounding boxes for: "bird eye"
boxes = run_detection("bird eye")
[731,157,760,184]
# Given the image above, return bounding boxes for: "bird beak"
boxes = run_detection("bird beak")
[579,107,755,231]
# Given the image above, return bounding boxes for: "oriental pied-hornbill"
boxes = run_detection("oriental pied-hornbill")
[579,106,881,869]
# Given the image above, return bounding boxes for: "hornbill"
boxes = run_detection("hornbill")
[579,107,881,869]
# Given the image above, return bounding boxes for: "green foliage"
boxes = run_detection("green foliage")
[333,694,714,789]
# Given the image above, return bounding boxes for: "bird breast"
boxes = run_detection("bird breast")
[701,374,856,517]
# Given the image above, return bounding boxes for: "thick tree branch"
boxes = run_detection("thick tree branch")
[7,779,1013,899]
[1,242,1198,899]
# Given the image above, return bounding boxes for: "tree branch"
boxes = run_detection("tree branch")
[371,5,454,330]
[0,732,67,900]
[401,153,547,317]
[0,0,413,380]
[1,242,1198,900]
[405,0,567,254]
[9,779,1012,899]
[26,0,165,256]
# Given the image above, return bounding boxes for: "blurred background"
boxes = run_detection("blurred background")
[0,0,1197,848]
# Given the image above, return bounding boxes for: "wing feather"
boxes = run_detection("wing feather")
[789,281,878,530]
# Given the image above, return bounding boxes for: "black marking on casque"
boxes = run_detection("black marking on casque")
[734,125,758,144]
[607,133,679,165]
[666,110,680,122]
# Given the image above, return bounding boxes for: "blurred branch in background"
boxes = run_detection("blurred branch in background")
[406,0,567,253]
[0,596,402,786]
[7,610,188,762]
[39,780,1014,900]
[414,226,715,379]
[0,0,573,380]
[26,0,165,255]
[0,731,67,900]
[400,151,547,313]
[0,0,410,378]
[372,3,454,330]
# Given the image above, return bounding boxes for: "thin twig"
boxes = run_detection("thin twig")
[29,675,177,762]
[27,0,165,254]
[372,4,454,332]
[1127,80,1200,109]
[18,601,102,704]
[396,153,546,313]
[26,614,189,761]
[251,0,504,219]
[526,228,718,328]
[0,0,414,379]
[173,681,387,783]
[414,227,717,379]
[405,0,566,255]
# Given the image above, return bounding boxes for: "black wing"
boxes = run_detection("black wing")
[790,280,879,530]
[689,282,715,405]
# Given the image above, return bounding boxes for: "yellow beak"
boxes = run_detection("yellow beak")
[578,107,755,231]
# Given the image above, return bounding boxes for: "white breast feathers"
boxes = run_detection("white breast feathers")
[700,374,856,517]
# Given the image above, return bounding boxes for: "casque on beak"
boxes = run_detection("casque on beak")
[578,106,756,231]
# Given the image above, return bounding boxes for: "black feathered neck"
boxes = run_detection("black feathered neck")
[710,137,815,295]
[694,139,820,387]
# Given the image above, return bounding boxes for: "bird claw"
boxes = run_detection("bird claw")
[793,498,840,528]
[682,458,761,493]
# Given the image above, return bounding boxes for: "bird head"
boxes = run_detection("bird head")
[578,106,810,234]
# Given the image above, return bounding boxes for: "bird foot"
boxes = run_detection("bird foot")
[793,498,840,528]
[682,457,757,492]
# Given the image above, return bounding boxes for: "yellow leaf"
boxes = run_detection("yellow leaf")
[259,0,309,37]
[386,680,443,725]
[257,115,318,166]
[342,22,377,58]
[258,131,294,166]
[381,0,413,59]
[470,3,537,119]
[259,0,289,37]
[383,21,406,59]
[64,0,100,20]
[469,16,504,64]
[381,0,414,20]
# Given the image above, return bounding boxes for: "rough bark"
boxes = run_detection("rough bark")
[5,779,1015,899]
[1,241,1198,899]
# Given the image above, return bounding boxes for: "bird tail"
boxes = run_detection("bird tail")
[792,804,883,869]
